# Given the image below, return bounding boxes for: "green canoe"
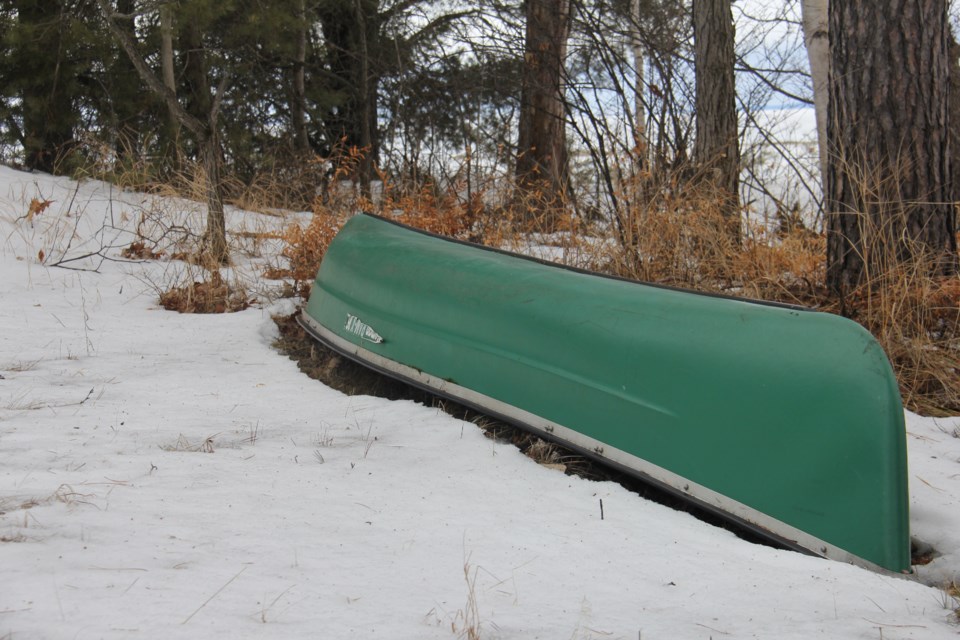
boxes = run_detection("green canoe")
[300,213,910,573]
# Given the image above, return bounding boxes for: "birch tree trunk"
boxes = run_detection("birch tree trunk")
[800,0,829,192]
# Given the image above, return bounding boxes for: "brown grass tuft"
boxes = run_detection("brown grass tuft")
[121,241,165,260]
[159,271,250,314]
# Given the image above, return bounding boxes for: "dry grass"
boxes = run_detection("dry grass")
[0,532,27,543]
[158,270,251,314]
[455,559,482,640]
[947,581,960,620]
[270,162,960,415]
[849,263,960,416]
[3,359,41,373]
[76,134,960,416]
[0,484,96,515]
[266,210,345,297]
[160,434,219,453]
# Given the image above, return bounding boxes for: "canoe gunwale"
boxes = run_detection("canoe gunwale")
[297,311,901,576]
[359,213,814,313]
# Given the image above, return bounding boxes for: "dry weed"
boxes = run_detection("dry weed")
[121,241,165,260]
[267,211,345,297]
[77,129,958,414]
[819,201,960,416]
[454,559,482,640]
[159,270,251,314]
[161,434,219,453]
[947,581,959,619]
[2,359,40,373]
[523,439,566,472]
[0,532,27,543]
[0,484,96,516]
[375,179,478,239]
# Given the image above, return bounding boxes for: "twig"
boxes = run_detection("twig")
[58,181,83,257]
[863,619,926,629]
[182,566,247,625]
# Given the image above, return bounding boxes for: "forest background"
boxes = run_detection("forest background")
[2,0,960,415]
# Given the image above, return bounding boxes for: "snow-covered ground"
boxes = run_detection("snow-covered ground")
[1,166,958,639]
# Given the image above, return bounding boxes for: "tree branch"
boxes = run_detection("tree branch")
[94,0,207,138]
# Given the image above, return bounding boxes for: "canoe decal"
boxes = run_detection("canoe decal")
[345,313,384,343]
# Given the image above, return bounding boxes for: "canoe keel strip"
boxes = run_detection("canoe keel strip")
[301,213,911,573]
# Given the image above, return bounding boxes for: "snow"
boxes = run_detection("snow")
[1,166,959,639]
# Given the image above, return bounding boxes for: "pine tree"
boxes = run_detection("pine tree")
[0,1,92,173]
[692,0,739,229]
[826,0,957,293]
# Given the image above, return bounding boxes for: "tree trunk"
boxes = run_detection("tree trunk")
[355,0,374,199]
[631,0,648,170]
[96,0,228,265]
[177,16,228,264]
[949,32,960,205]
[692,0,739,228]
[800,0,829,194]
[159,2,179,161]
[291,0,310,156]
[515,0,572,216]
[201,130,227,265]
[826,0,957,295]
[315,0,380,191]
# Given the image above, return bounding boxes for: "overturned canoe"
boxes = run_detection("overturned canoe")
[300,213,910,573]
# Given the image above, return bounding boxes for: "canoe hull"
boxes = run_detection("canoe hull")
[301,213,911,573]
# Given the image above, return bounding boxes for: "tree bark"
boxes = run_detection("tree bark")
[515,0,572,215]
[291,0,310,156]
[201,129,227,265]
[826,0,957,294]
[158,2,179,160]
[949,32,960,206]
[800,0,829,192]
[692,0,739,227]
[631,0,648,170]
[355,0,374,198]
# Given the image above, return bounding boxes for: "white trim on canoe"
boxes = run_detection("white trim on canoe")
[299,312,900,576]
